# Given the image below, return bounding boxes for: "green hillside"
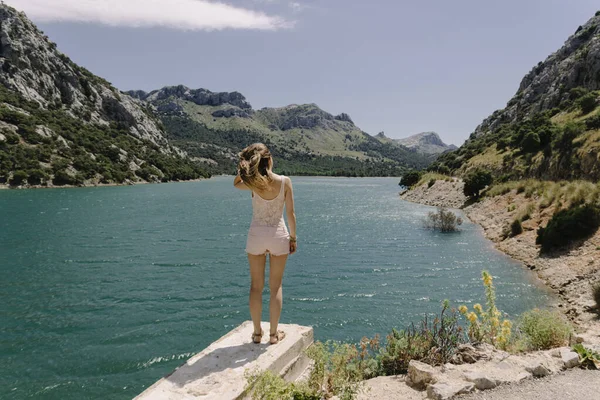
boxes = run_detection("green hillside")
[129,87,433,176]
[430,13,600,182]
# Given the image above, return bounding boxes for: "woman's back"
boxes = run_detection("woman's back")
[250,175,287,228]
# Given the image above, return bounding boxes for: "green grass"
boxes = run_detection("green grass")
[417,172,453,186]
[486,179,600,209]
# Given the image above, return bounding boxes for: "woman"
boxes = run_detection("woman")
[234,143,297,345]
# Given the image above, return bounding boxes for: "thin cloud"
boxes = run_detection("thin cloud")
[289,1,309,13]
[8,0,291,31]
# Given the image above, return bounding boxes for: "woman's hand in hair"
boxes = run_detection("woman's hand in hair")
[233,174,250,190]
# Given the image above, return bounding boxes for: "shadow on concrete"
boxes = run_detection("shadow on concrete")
[165,342,270,388]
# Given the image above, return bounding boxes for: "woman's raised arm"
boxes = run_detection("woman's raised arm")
[234,174,250,190]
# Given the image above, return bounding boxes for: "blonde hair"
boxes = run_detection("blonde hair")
[238,143,272,190]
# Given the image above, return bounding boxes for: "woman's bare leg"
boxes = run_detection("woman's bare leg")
[268,254,288,342]
[248,253,266,336]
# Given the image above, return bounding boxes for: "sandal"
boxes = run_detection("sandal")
[269,330,286,345]
[251,329,263,344]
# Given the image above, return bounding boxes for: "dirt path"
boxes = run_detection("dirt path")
[459,368,600,400]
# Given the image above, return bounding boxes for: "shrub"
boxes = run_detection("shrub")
[520,130,541,153]
[5,133,19,144]
[27,169,49,185]
[593,282,600,312]
[576,92,598,114]
[511,219,523,236]
[553,122,585,152]
[244,369,318,400]
[9,169,27,186]
[518,309,571,350]
[437,165,451,175]
[424,207,463,232]
[569,87,589,101]
[400,170,422,187]
[536,204,600,252]
[428,178,436,188]
[379,300,462,374]
[585,113,600,130]
[463,170,493,198]
[517,203,535,221]
[245,340,365,400]
[52,170,77,186]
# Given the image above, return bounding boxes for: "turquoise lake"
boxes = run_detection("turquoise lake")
[0,177,552,399]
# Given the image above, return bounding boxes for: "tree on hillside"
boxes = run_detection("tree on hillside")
[463,170,492,198]
[520,130,541,153]
[576,92,598,114]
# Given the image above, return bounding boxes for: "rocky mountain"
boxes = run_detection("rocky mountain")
[0,5,208,187]
[431,11,600,181]
[391,132,456,155]
[128,86,433,176]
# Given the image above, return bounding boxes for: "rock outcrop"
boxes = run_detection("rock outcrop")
[128,85,253,110]
[359,343,586,400]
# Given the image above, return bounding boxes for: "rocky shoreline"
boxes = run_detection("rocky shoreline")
[400,179,600,345]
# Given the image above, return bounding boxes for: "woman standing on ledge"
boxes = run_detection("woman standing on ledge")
[234,143,297,345]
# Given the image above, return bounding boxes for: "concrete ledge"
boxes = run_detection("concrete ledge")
[135,321,314,400]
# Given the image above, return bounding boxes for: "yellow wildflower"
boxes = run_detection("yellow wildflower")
[482,271,493,287]
[467,312,478,323]
[490,317,499,327]
[502,320,512,329]
[473,304,483,314]
[459,305,468,314]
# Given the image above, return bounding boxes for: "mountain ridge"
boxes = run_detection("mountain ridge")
[131,85,434,176]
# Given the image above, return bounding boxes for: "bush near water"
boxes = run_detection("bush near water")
[399,170,422,187]
[424,207,463,232]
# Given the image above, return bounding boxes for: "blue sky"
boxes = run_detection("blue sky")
[8,0,600,145]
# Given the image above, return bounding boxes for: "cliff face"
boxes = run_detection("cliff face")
[0,6,167,146]
[431,11,600,181]
[0,5,207,186]
[129,86,252,110]
[474,13,600,138]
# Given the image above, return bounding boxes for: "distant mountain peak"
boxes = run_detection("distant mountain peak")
[395,132,456,155]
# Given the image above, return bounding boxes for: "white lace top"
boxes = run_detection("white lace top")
[250,176,287,229]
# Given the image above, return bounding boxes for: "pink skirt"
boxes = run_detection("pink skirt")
[246,225,290,256]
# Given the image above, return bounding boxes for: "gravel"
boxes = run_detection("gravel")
[458,368,600,400]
